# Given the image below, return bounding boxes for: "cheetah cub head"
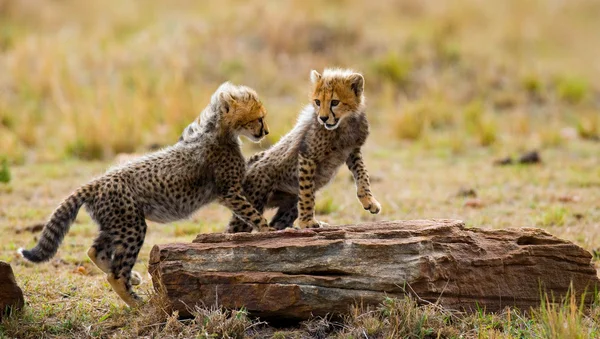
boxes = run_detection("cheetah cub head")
[215,82,269,142]
[310,68,365,131]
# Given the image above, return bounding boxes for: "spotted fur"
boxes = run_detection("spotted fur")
[227,69,381,232]
[19,82,271,306]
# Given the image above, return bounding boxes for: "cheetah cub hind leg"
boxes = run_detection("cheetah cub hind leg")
[90,214,147,307]
[129,271,143,286]
[107,273,143,307]
[268,192,300,230]
[88,241,143,286]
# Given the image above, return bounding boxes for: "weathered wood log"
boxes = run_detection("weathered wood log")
[148,220,599,321]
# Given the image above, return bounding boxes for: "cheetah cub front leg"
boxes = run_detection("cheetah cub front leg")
[297,154,329,229]
[220,183,272,233]
[346,148,381,214]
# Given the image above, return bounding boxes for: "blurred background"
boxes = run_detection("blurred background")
[1,0,599,163]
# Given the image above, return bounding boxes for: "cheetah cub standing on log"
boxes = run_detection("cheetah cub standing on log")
[227,68,381,232]
[19,83,272,306]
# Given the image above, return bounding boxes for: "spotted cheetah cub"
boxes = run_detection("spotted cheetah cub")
[19,82,271,306]
[227,68,381,232]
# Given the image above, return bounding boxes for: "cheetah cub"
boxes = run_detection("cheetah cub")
[19,82,271,306]
[227,68,381,232]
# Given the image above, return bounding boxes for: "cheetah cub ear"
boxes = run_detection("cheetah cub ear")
[310,70,322,84]
[219,91,237,114]
[349,73,364,98]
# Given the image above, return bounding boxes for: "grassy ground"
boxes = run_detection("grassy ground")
[1,0,600,337]
[1,140,600,338]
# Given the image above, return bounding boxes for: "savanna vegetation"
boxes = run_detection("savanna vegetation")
[1,0,599,337]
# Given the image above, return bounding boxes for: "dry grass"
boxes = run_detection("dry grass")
[2,140,600,337]
[2,0,600,337]
[1,0,599,163]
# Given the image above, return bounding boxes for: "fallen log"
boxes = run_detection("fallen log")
[148,219,599,321]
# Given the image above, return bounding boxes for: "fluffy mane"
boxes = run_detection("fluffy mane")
[319,68,358,80]
[181,82,260,142]
[202,82,259,123]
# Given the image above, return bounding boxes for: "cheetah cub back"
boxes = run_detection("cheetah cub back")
[19,82,271,306]
[227,68,381,232]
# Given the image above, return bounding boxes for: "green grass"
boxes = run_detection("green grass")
[0,158,10,183]
[537,206,569,227]
[556,76,590,104]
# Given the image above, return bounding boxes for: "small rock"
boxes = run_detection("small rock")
[464,198,484,208]
[518,150,541,164]
[75,266,88,275]
[15,223,44,234]
[494,157,513,166]
[0,261,24,320]
[51,258,69,268]
[556,195,581,203]
[456,187,477,198]
[495,151,542,166]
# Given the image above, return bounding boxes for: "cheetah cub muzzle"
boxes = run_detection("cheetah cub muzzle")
[226,68,381,232]
[19,82,271,307]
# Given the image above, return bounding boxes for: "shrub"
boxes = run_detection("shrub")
[66,138,105,161]
[556,76,589,104]
[477,117,498,147]
[315,195,339,215]
[372,53,413,87]
[463,100,498,146]
[0,157,10,183]
[576,112,599,140]
[393,99,456,141]
[394,104,428,140]
[522,73,543,95]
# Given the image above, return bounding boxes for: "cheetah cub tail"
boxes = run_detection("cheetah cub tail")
[19,184,94,263]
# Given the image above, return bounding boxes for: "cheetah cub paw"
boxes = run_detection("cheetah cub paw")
[251,226,277,234]
[299,219,329,229]
[361,196,382,214]
[130,271,143,286]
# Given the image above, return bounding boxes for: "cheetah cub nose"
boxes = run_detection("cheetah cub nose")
[319,116,328,123]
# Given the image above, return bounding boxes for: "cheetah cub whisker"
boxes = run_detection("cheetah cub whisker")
[19,82,272,307]
[226,68,381,232]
